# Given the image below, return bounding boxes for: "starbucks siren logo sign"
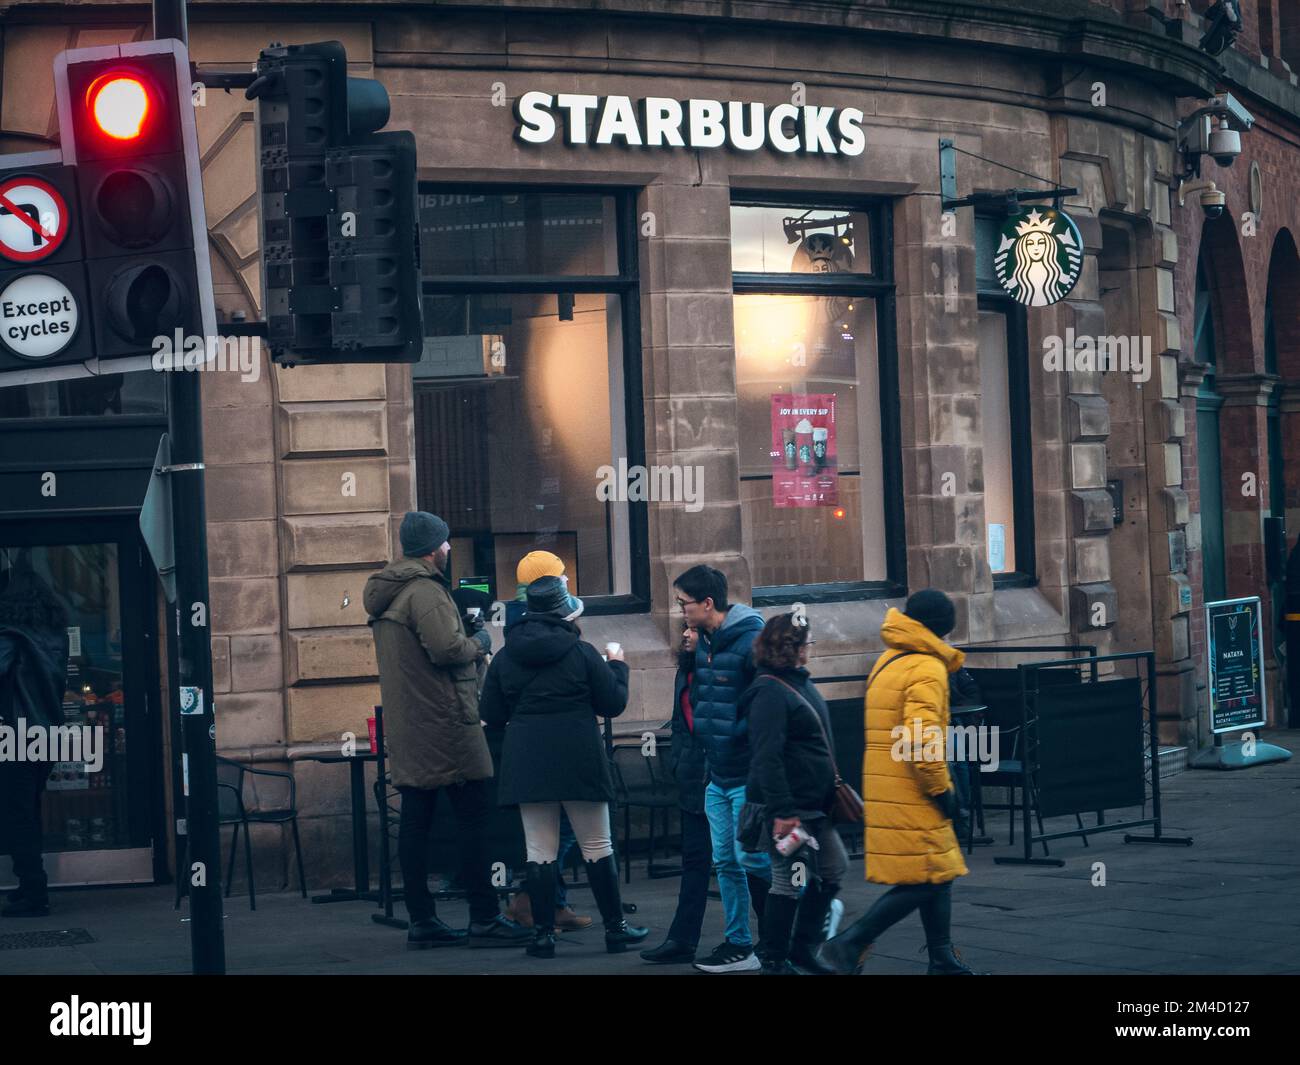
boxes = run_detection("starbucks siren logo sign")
[993,207,1083,307]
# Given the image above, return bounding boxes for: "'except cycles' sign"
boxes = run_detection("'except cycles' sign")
[0,273,79,359]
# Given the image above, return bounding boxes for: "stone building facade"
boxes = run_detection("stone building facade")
[1,0,1296,887]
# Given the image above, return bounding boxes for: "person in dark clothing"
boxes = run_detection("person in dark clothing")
[0,565,69,918]
[742,613,848,975]
[673,564,772,973]
[640,623,714,964]
[498,551,593,932]
[363,511,530,951]
[946,666,981,841]
[479,575,649,959]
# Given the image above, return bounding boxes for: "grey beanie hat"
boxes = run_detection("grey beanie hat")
[400,511,450,558]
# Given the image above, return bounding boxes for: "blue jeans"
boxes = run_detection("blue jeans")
[704,781,771,947]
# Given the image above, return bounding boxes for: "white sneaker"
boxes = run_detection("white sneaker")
[692,940,762,973]
[825,897,845,939]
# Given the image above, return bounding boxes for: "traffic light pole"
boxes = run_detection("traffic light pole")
[153,0,225,976]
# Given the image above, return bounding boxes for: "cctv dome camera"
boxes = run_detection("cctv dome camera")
[1201,187,1227,219]
[1209,124,1241,167]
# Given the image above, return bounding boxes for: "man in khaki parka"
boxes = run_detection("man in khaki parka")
[364,511,529,950]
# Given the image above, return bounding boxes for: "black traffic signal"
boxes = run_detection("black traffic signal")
[248,41,421,366]
[53,39,215,365]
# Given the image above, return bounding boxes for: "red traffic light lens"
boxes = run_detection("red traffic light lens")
[87,74,151,140]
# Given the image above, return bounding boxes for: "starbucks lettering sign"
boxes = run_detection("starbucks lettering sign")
[993,207,1083,307]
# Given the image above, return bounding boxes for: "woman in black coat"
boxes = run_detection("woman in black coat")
[740,612,848,974]
[479,575,649,958]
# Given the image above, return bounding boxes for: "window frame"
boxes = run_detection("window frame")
[417,183,649,617]
[731,194,906,605]
[975,210,1037,588]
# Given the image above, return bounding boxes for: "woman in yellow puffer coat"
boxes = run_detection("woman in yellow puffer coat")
[820,589,976,975]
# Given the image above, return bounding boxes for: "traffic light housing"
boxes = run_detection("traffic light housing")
[249,41,421,366]
[0,40,214,382]
[56,40,215,363]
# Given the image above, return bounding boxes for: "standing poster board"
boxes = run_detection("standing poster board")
[1206,596,1267,734]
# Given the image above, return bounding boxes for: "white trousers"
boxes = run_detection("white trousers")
[518,800,614,863]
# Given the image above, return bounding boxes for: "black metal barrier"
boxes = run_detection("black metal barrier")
[960,649,1193,866]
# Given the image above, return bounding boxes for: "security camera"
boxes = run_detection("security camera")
[1208,118,1241,166]
[1178,178,1226,220]
[1177,94,1254,178]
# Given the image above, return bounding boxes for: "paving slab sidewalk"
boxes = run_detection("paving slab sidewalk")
[2,731,1297,976]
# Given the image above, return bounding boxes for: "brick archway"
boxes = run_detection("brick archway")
[1269,230,1300,535]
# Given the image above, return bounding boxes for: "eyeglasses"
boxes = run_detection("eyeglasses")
[675,597,698,609]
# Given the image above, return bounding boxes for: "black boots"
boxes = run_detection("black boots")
[789,883,839,975]
[747,872,769,922]
[524,861,557,959]
[926,942,977,974]
[819,915,875,975]
[1,880,49,919]
[585,855,649,953]
[759,894,800,975]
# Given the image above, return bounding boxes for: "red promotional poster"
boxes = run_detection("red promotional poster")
[770,393,838,507]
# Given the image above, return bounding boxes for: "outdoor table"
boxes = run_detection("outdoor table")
[949,703,994,849]
[293,747,379,904]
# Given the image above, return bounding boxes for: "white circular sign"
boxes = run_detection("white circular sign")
[0,273,79,359]
[0,176,69,262]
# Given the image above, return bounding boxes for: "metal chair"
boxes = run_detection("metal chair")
[609,742,680,884]
[216,755,307,910]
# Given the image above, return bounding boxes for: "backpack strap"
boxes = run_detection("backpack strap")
[866,650,924,688]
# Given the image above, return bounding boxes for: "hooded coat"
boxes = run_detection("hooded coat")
[363,557,493,790]
[478,613,629,805]
[863,607,969,885]
[689,603,765,789]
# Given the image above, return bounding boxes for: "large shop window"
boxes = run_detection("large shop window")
[975,215,1036,585]
[414,190,645,612]
[731,200,903,601]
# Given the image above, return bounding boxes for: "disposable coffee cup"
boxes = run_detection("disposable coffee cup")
[812,427,829,468]
[795,418,815,475]
[605,642,622,659]
[781,428,798,470]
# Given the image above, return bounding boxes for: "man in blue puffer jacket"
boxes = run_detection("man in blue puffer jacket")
[671,564,772,973]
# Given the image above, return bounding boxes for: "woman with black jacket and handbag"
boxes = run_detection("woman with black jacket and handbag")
[479,575,650,959]
[740,613,847,975]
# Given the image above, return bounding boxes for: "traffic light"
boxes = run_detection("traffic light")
[0,40,212,380]
[55,39,215,363]
[248,41,421,366]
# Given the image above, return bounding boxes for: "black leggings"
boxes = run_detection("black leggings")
[840,881,953,948]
